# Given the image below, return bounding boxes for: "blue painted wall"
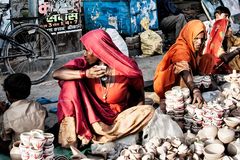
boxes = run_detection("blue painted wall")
[83,0,158,36]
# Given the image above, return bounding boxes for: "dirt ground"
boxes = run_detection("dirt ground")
[0,77,60,102]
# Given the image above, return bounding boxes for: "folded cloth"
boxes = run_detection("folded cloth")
[36,97,58,105]
[49,106,58,113]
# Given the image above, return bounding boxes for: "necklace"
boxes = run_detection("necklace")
[99,69,112,102]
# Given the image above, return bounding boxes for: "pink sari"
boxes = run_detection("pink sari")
[57,29,145,142]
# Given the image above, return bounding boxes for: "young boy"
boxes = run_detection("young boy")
[0,73,47,154]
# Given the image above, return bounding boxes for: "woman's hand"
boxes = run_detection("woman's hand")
[192,88,205,108]
[86,65,106,78]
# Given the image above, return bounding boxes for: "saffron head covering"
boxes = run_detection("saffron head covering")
[154,20,207,98]
[171,19,206,56]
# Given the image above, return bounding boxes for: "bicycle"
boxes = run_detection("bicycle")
[0,3,57,84]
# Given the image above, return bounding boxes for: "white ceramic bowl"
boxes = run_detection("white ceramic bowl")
[202,125,218,140]
[224,117,240,128]
[203,143,225,160]
[218,126,235,144]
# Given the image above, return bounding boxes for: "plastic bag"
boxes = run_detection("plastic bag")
[106,28,129,57]
[140,18,163,56]
[142,107,183,145]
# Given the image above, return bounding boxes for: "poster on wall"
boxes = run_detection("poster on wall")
[38,0,82,33]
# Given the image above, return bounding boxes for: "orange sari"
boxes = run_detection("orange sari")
[153,20,213,98]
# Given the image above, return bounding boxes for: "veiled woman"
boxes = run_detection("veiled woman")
[53,29,154,147]
[154,20,214,106]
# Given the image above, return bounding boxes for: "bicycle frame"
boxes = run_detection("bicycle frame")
[0,32,33,59]
[0,3,38,60]
[0,2,57,84]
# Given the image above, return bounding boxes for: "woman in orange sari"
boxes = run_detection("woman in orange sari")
[153,20,214,106]
[52,29,154,147]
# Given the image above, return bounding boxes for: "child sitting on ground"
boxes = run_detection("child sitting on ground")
[0,73,47,155]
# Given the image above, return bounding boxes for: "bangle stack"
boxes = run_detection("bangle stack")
[192,88,200,94]
[79,70,86,78]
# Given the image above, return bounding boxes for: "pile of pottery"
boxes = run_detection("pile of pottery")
[193,75,212,89]
[223,70,240,102]
[184,104,203,133]
[184,98,234,134]
[116,121,240,160]
[197,124,240,159]
[10,129,55,160]
[116,137,191,160]
[165,86,191,121]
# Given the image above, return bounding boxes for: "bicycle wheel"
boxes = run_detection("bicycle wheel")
[3,23,56,84]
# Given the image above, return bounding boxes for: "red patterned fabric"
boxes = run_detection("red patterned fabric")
[204,19,228,64]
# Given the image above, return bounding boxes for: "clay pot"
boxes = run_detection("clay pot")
[184,130,196,145]
[227,138,240,156]
[203,143,225,160]
[178,144,188,155]
[224,117,240,128]
[171,137,181,148]
[218,126,235,144]
[194,140,204,155]
[181,87,190,98]
[172,86,181,92]
[10,141,21,160]
[165,90,174,100]
[43,132,55,145]
[204,138,223,146]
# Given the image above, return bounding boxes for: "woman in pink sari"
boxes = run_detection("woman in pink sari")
[52,29,154,147]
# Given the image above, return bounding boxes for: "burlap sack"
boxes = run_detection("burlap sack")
[140,18,163,56]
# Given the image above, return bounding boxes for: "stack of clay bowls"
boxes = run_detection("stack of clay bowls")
[18,129,55,160]
[193,75,212,89]
[165,86,190,121]
[201,102,224,128]
[184,104,203,133]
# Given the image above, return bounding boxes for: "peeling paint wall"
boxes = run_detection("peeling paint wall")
[83,0,158,36]
[130,0,158,34]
